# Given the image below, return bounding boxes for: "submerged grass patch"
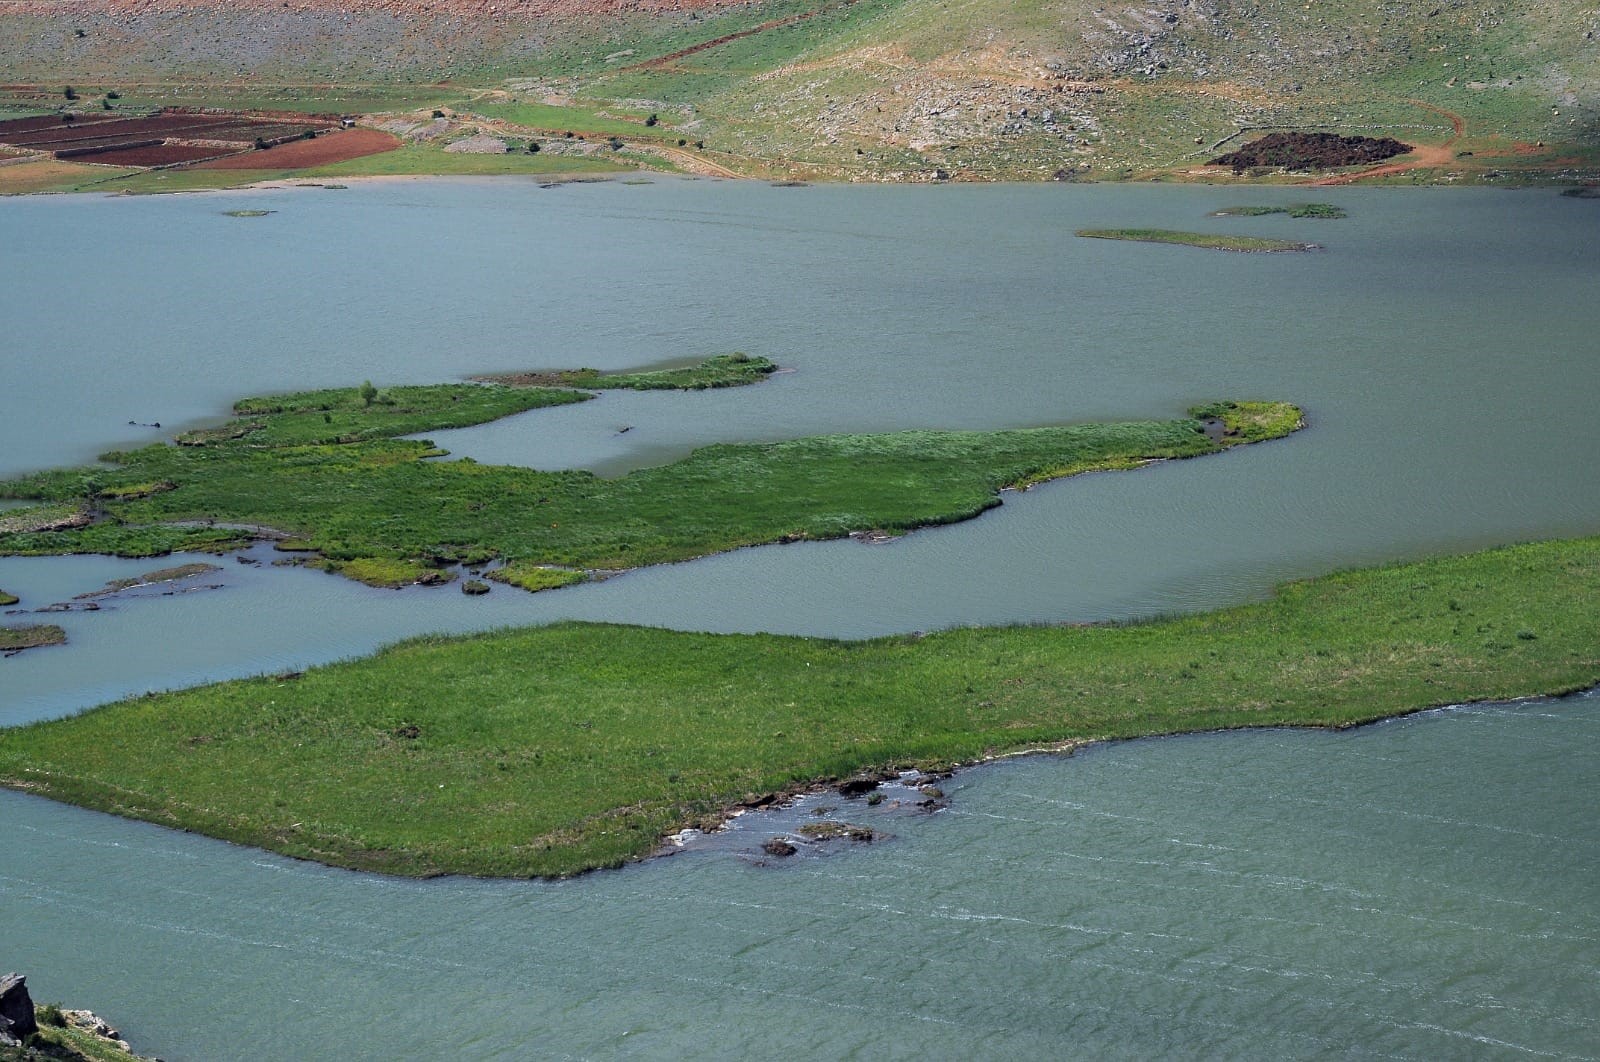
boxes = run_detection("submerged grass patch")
[1077,229,1318,252]
[0,359,1298,587]
[2,534,1596,877]
[1,624,65,652]
[1210,203,1349,219]
[472,352,776,391]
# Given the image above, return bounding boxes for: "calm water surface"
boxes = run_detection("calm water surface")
[1,180,1597,1058]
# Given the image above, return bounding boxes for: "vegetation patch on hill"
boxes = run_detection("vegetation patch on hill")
[1,534,1594,877]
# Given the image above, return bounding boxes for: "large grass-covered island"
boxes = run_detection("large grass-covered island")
[1,534,1596,877]
[0,356,1298,589]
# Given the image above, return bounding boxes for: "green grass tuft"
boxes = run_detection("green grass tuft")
[485,564,588,592]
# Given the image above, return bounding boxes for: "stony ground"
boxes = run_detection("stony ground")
[0,0,1595,180]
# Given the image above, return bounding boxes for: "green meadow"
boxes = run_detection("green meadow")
[1,533,1593,877]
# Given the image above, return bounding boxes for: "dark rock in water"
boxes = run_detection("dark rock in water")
[837,777,880,797]
[798,821,877,842]
[762,837,797,857]
[0,972,39,1042]
[462,579,490,595]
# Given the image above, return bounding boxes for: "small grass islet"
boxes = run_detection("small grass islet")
[1,534,1596,877]
[1210,203,1348,219]
[0,351,1298,590]
[471,351,777,391]
[1,624,65,653]
[1077,228,1318,252]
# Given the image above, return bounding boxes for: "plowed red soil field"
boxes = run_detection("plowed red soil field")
[0,114,123,136]
[195,127,400,169]
[82,142,243,165]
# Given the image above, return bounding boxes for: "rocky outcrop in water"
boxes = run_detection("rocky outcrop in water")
[0,974,38,1043]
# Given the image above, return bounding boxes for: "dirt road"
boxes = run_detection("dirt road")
[1309,101,1462,185]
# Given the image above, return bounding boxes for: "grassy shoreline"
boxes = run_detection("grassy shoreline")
[2,532,1595,878]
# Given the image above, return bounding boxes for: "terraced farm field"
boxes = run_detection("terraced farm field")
[0,109,345,169]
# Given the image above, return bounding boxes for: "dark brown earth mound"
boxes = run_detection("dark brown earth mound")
[1211,133,1412,173]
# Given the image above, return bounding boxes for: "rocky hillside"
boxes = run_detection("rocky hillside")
[1,0,1595,178]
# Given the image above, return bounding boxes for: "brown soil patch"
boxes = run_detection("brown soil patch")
[83,142,241,166]
[1211,132,1413,173]
[1308,102,1463,186]
[0,157,115,192]
[195,127,401,169]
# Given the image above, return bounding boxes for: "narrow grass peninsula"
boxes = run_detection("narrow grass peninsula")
[1076,229,1318,252]
[1209,204,1348,219]
[1,534,1595,878]
[0,354,1299,588]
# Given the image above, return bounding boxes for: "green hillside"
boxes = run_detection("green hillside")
[0,0,1594,181]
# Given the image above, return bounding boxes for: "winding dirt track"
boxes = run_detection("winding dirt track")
[1309,101,1463,186]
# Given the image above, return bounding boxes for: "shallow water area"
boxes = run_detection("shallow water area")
[5,181,1600,718]
[2,180,1599,1058]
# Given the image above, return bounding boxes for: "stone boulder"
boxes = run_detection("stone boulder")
[0,972,38,1042]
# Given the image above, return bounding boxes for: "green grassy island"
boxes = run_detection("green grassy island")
[0,353,1298,589]
[1209,204,1349,219]
[1077,229,1318,252]
[1,534,1596,877]
[0,624,64,652]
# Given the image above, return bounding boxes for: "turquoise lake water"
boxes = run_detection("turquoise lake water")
[2,179,1597,1059]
